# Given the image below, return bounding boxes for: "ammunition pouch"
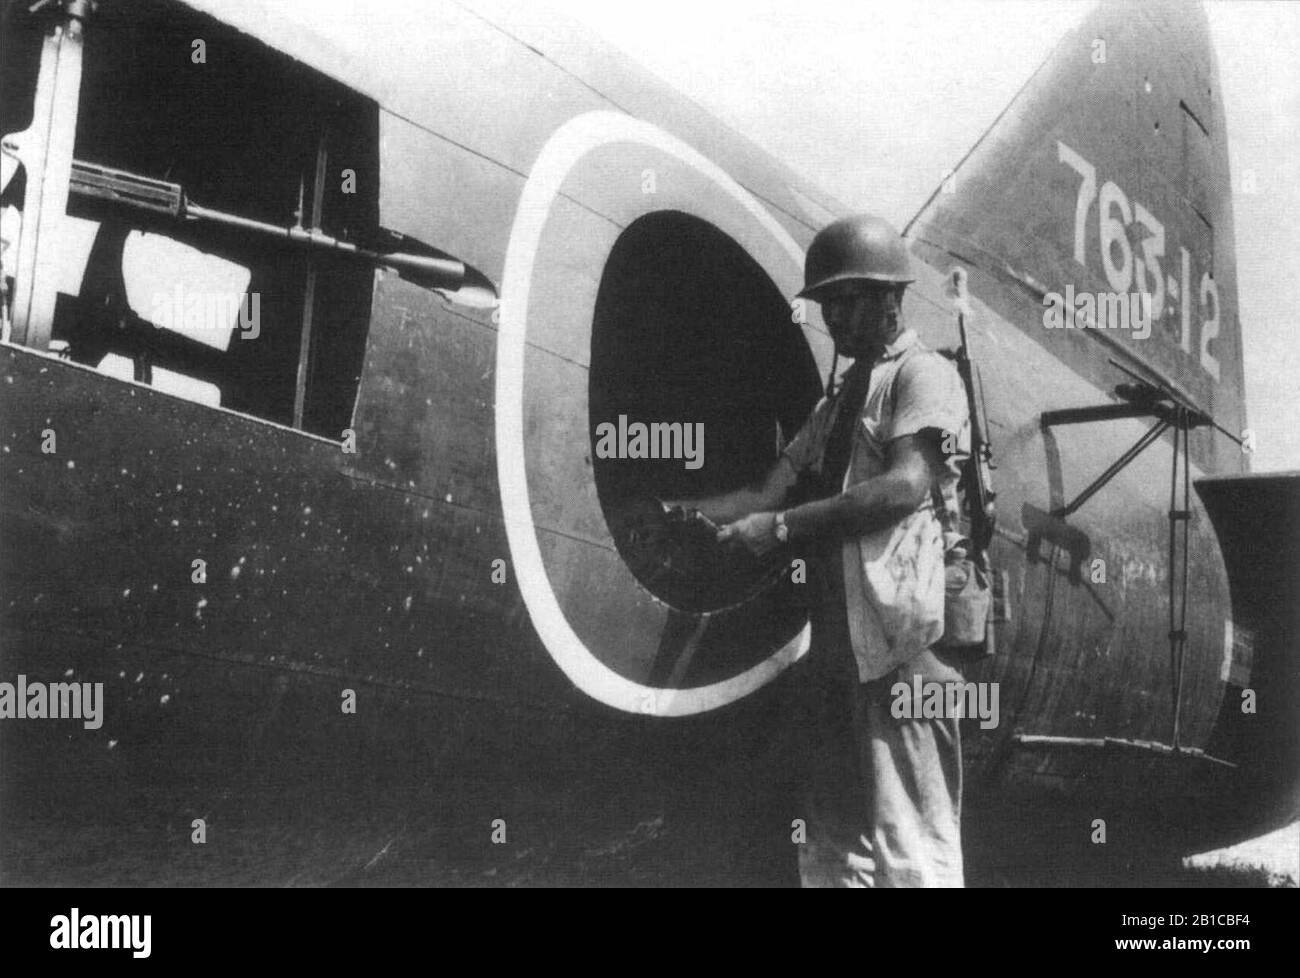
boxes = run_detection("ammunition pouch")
[938,544,992,653]
[932,475,994,655]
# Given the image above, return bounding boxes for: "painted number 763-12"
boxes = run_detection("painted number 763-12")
[1056,139,1221,382]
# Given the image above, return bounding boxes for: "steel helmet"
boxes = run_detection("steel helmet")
[797,213,915,299]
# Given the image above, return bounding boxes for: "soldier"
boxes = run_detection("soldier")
[668,214,970,886]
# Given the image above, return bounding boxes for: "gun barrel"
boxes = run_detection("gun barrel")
[68,158,466,292]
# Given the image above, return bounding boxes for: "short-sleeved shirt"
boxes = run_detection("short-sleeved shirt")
[782,329,970,679]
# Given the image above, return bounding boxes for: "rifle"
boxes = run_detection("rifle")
[946,268,997,559]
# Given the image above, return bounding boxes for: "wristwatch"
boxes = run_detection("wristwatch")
[773,510,790,543]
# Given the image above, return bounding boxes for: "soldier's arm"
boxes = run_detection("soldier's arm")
[783,432,943,541]
[718,432,943,556]
[663,455,800,527]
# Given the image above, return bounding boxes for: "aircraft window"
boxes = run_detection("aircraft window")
[590,211,821,612]
[0,0,379,439]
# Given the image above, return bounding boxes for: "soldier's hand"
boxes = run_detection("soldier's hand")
[717,511,780,557]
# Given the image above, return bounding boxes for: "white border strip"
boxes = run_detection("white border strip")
[496,110,810,716]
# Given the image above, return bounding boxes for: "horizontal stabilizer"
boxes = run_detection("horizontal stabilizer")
[1195,471,1300,840]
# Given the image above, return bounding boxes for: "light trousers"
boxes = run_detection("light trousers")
[795,641,965,888]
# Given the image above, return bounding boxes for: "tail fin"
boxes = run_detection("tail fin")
[907,0,1244,477]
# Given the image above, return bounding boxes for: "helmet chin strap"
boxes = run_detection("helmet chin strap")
[825,342,885,398]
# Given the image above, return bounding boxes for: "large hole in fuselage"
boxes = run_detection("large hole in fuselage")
[590,211,821,612]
